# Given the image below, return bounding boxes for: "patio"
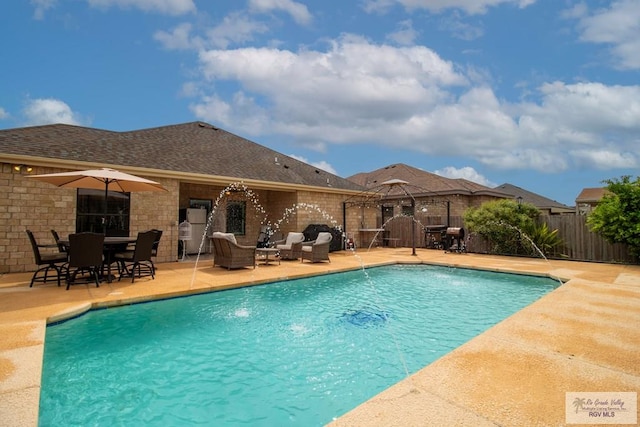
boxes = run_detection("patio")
[1,248,639,426]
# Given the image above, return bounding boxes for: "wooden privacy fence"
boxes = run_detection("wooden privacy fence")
[380,215,637,264]
[541,215,635,263]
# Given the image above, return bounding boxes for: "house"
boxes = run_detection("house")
[575,187,609,215]
[348,163,509,219]
[0,121,366,274]
[493,183,575,215]
[346,163,509,247]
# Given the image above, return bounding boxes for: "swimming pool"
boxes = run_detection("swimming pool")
[39,265,559,426]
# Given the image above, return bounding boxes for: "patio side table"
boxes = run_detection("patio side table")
[256,248,280,265]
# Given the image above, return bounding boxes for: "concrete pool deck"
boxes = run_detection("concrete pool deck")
[1,248,639,426]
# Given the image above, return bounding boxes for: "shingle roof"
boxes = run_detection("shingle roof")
[347,163,507,198]
[494,183,574,210]
[575,187,609,203]
[0,121,364,192]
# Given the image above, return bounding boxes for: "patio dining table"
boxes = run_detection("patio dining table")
[59,236,137,283]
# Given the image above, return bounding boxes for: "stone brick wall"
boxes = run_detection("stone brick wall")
[1,164,75,274]
[1,164,383,274]
[295,191,344,229]
[130,178,179,263]
[261,191,298,239]
[1,163,179,274]
[174,184,350,247]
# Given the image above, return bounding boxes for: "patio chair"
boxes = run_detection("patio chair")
[26,229,68,287]
[50,229,68,253]
[301,232,333,263]
[101,239,130,280]
[273,232,305,260]
[211,232,256,269]
[256,225,271,248]
[150,228,163,272]
[114,230,156,283]
[66,232,104,290]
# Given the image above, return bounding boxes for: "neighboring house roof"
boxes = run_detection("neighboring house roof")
[0,121,364,192]
[347,163,508,198]
[576,187,609,204]
[494,183,575,213]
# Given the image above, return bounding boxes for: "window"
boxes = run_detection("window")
[401,204,414,216]
[382,205,394,225]
[76,189,130,236]
[190,198,212,214]
[226,201,246,235]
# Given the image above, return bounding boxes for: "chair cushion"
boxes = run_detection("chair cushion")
[114,250,134,260]
[276,232,304,250]
[285,232,304,245]
[315,232,332,244]
[211,232,237,245]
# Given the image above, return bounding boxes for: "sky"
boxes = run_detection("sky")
[1,0,639,206]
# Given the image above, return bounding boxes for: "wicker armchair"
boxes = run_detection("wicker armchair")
[211,232,256,270]
[301,232,332,263]
[273,232,305,260]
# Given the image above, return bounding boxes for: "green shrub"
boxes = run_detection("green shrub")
[464,199,562,257]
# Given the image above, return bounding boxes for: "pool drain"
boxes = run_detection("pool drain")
[340,308,390,328]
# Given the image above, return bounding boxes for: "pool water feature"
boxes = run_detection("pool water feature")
[39,265,559,426]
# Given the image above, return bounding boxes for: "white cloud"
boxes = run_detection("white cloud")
[560,2,588,20]
[248,0,313,25]
[195,35,467,129]
[190,36,640,174]
[362,0,396,14]
[438,11,484,40]
[86,0,196,15]
[155,13,271,51]
[0,107,8,120]
[154,23,203,50]
[478,148,569,171]
[386,20,419,46]
[572,0,640,70]
[31,0,57,20]
[154,1,312,51]
[179,81,200,97]
[518,81,640,143]
[190,92,269,137]
[205,12,271,49]
[362,0,536,15]
[22,98,84,126]
[190,95,234,128]
[288,154,337,174]
[571,149,637,170]
[434,166,496,187]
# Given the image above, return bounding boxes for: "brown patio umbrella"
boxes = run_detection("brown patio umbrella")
[28,168,168,233]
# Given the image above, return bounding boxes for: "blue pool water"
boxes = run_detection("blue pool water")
[39,265,558,426]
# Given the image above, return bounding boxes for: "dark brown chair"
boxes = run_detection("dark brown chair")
[301,232,333,263]
[50,229,68,253]
[211,232,256,270]
[150,229,163,272]
[115,230,156,282]
[66,232,104,290]
[26,230,68,287]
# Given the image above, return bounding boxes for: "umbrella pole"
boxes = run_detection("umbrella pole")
[104,183,109,235]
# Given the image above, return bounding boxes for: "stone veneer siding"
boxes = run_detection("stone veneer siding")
[1,163,178,274]
[3,163,383,274]
[178,184,350,246]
